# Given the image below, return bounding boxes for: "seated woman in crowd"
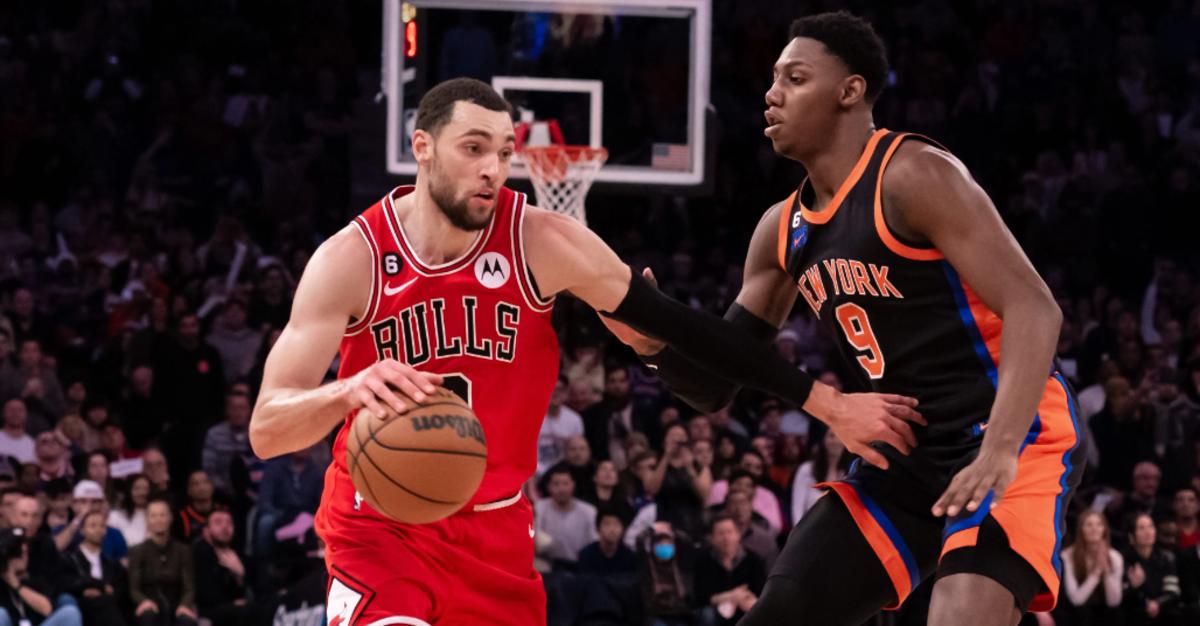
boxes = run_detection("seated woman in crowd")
[1060,510,1123,626]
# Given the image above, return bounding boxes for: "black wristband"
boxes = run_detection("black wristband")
[609,272,814,407]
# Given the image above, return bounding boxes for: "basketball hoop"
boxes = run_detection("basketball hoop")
[520,145,608,225]
[515,119,607,225]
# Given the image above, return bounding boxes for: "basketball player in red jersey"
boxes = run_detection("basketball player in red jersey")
[607,11,1084,626]
[250,78,924,625]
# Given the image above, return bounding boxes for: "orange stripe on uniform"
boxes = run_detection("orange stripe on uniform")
[819,482,912,609]
[801,129,888,225]
[989,376,1079,612]
[960,279,1003,368]
[872,134,945,261]
[777,190,798,271]
[940,527,979,556]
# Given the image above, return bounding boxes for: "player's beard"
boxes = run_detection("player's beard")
[428,156,492,232]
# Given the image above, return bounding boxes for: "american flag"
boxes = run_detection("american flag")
[652,143,691,171]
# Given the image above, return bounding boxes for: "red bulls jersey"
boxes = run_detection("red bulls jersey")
[315,185,559,537]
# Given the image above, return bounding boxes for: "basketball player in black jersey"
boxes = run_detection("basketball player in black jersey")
[605,11,1086,626]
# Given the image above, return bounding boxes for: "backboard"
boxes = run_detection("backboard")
[382,0,711,186]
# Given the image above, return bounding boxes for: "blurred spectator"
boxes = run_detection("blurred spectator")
[175,471,213,543]
[128,499,196,626]
[52,481,128,563]
[722,489,777,573]
[255,447,323,561]
[694,514,764,626]
[109,475,150,548]
[1177,487,1200,550]
[63,511,129,626]
[83,452,113,501]
[0,528,82,626]
[34,432,73,488]
[1061,510,1123,625]
[537,375,584,477]
[561,437,597,500]
[645,424,711,540]
[580,460,634,526]
[584,365,657,469]
[193,509,266,626]
[205,300,261,385]
[117,366,163,450]
[576,511,637,577]
[707,455,783,535]
[1110,462,1172,528]
[8,494,68,603]
[636,522,692,626]
[154,314,223,484]
[1150,368,1200,490]
[0,400,35,464]
[9,340,65,431]
[1092,377,1156,489]
[100,422,138,462]
[1123,513,1181,624]
[534,465,597,564]
[791,429,851,524]
[200,390,252,497]
[139,450,170,496]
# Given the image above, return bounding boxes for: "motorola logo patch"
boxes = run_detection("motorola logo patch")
[474,252,510,289]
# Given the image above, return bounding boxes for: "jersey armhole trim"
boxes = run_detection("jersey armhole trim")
[345,217,382,336]
[874,134,946,262]
[512,193,555,313]
[776,190,798,271]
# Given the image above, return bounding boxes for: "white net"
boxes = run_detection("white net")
[521,146,608,226]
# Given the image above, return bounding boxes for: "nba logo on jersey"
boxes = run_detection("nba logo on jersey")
[475,252,510,289]
[791,223,809,252]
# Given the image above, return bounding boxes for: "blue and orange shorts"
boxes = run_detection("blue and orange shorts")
[810,373,1087,613]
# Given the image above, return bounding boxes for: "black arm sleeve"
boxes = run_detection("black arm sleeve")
[605,272,814,408]
[640,303,779,413]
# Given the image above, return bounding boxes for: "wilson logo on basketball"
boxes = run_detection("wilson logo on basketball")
[412,413,486,445]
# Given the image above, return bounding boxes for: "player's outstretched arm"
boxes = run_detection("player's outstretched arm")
[601,201,798,413]
[524,207,924,469]
[880,143,1063,516]
[250,227,441,460]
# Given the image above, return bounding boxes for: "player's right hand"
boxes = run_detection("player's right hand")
[345,359,443,418]
[815,386,925,470]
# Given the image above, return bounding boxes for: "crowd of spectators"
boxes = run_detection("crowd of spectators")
[0,1,1199,625]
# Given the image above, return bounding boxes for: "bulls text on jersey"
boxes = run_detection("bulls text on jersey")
[369,296,519,365]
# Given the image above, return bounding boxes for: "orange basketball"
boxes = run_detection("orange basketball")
[346,388,487,524]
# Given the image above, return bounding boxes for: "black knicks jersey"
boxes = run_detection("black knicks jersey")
[779,129,1016,467]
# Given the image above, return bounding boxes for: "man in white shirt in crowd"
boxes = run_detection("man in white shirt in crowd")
[0,399,35,464]
[533,465,597,563]
[537,376,584,477]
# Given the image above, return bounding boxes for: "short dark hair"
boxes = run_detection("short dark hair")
[596,509,624,530]
[416,78,511,136]
[789,11,888,103]
[545,463,574,483]
[708,513,738,534]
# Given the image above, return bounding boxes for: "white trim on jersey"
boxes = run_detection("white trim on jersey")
[345,216,383,337]
[509,192,555,313]
[363,617,432,626]
[382,186,495,277]
[472,491,522,512]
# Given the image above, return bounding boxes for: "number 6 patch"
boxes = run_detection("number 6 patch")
[383,253,403,276]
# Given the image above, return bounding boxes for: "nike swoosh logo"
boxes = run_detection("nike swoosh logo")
[528,524,536,539]
[383,277,418,297]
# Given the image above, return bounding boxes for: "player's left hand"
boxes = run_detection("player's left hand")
[932,448,1018,517]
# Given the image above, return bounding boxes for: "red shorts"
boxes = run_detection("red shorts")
[320,486,545,626]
